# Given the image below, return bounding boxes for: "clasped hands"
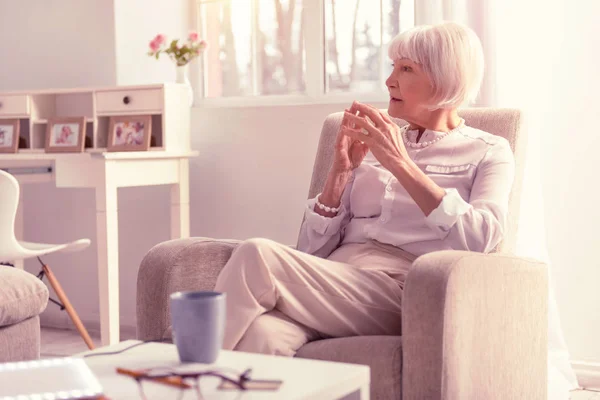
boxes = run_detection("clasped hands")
[337,101,410,173]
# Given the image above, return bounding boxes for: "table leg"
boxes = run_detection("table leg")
[95,182,120,346]
[13,194,24,269]
[339,384,370,400]
[358,384,370,400]
[170,159,190,239]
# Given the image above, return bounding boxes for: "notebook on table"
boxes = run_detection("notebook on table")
[0,357,103,400]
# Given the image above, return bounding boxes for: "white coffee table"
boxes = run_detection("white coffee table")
[77,340,370,400]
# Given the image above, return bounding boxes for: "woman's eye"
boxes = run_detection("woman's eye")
[391,63,413,72]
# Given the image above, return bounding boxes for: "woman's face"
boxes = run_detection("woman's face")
[385,58,435,121]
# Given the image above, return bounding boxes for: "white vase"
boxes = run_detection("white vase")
[175,65,194,106]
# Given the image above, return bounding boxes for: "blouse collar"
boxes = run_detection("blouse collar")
[401,119,465,147]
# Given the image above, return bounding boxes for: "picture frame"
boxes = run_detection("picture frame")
[107,115,152,152]
[0,119,20,154]
[45,117,86,153]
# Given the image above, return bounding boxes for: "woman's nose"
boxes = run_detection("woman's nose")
[385,73,397,89]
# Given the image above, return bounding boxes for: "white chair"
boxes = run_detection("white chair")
[0,169,95,350]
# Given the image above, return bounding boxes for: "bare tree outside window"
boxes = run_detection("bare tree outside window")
[202,0,253,97]
[325,0,402,93]
[198,0,406,98]
[382,0,402,83]
[260,0,305,94]
[220,1,244,96]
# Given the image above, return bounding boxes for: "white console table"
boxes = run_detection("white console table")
[0,83,195,346]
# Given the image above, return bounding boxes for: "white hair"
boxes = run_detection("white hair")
[387,22,484,110]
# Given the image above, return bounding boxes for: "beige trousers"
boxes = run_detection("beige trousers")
[213,238,416,357]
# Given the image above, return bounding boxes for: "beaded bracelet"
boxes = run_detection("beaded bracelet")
[316,193,340,213]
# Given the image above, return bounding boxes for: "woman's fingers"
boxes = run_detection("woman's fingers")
[337,103,364,149]
[348,102,359,115]
[355,101,395,127]
[337,108,352,147]
[379,111,393,124]
[350,140,369,163]
[340,124,372,145]
[344,111,379,137]
[352,102,387,128]
[340,108,350,127]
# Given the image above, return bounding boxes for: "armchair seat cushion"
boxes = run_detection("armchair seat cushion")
[296,335,402,400]
[0,266,48,327]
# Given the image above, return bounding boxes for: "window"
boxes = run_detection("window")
[194,0,413,102]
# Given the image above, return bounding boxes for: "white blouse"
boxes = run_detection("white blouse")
[297,123,516,259]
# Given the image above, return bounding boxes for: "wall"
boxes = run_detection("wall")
[0,0,190,90]
[540,0,600,370]
[0,0,117,90]
[113,0,190,85]
[189,102,387,244]
[491,0,600,378]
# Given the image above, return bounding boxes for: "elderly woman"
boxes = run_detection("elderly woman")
[214,21,514,356]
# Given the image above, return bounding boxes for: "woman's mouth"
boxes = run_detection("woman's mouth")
[390,97,402,102]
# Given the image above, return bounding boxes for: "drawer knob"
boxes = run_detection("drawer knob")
[123,96,131,105]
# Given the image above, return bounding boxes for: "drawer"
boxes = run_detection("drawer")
[0,95,30,116]
[95,88,163,114]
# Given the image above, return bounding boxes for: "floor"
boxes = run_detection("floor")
[41,327,600,399]
[41,326,135,358]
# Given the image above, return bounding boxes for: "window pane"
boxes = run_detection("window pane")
[324,0,408,93]
[383,0,402,41]
[201,0,253,97]
[200,0,305,97]
[324,0,382,93]
[382,0,403,81]
[257,0,306,95]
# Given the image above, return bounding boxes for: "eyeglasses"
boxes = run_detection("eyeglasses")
[129,366,252,400]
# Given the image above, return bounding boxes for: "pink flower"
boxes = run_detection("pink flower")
[149,39,160,52]
[199,39,207,48]
[154,34,166,45]
[188,31,199,42]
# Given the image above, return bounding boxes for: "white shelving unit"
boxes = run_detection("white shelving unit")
[0,83,190,154]
[0,83,196,347]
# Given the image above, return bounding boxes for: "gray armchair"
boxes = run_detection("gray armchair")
[137,108,547,400]
[0,266,49,362]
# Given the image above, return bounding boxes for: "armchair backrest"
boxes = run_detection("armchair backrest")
[301,108,526,254]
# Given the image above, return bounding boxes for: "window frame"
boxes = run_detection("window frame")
[191,0,415,108]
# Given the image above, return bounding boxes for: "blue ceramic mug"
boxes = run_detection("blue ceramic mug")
[169,291,226,363]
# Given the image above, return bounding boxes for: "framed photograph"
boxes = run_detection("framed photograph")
[45,117,86,153]
[0,119,20,154]
[107,115,152,152]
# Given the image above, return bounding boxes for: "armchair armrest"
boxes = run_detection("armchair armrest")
[136,237,241,341]
[402,250,547,400]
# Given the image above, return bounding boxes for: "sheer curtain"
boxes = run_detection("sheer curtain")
[414,0,579,398]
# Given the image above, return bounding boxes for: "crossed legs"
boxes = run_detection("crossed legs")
[214,238,407,356]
